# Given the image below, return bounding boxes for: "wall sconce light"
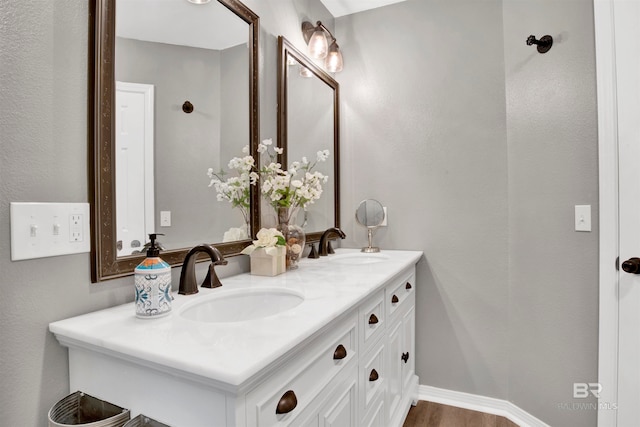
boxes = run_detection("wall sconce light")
[187,0,211,4]
[302,21,343,72]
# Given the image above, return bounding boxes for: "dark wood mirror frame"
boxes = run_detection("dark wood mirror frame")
[277,36,340,243]
[89,0,260,282]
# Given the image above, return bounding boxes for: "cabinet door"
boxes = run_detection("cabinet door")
[320,374,357,427]
[401,304,416,394]
[385,319,403,424]
[362,399,385,427]
[386,296,416,425]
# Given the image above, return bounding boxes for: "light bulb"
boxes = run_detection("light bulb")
[299,65,313,78]
[325,41,343,73]
[308,28,328,59]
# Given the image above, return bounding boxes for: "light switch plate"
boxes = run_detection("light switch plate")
[575,205,591,232]
[10,202,91,260]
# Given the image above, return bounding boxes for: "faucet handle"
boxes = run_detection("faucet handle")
[308,243,319,259]
[202,263,223,289]
[326,241,335,254]
[201,246,226,289]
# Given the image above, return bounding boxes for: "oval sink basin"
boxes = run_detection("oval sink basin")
[329,253,390,265]
[180,288,304,323]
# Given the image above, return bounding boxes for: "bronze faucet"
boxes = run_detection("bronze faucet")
[318,227,346,256]
[178,244,228,295]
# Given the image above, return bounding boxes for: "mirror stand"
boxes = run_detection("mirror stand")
[355,199,385,253]
[362,228,380,253]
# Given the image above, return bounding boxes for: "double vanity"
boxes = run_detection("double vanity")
[50,249,422,426]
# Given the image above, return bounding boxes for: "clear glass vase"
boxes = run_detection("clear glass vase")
[276,206,306,270]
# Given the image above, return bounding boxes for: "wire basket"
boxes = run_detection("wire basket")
[48,391,130,427]
[123,414,171,427]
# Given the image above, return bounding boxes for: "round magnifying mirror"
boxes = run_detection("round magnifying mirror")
[355,199,385,252]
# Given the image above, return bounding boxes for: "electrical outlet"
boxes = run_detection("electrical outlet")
[69,214,84,242]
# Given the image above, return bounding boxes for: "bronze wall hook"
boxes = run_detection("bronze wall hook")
[182,100,194,113]
[526,35,553,54]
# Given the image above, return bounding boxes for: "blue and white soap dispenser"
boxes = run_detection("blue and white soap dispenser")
[134,233,172,318]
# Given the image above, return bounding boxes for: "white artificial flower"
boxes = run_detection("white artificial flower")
[316,150,330,162]
[222,225,249,242]
[242,145,250,154]
[241,228,285,255]
[274,147,283,154]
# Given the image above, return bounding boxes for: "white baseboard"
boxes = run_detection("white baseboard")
[418,385,551,427]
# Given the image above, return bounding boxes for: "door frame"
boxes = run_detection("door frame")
[594,1,620,425]
[115,81,155,250]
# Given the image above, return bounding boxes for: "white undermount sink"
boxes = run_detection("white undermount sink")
[179,288,304,323]
[328,252,391,265]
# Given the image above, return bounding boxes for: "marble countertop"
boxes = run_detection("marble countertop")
[49,248,422,390]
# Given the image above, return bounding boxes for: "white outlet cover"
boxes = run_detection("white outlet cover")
[10,202,91,260]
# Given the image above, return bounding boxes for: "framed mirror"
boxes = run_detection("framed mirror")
[277,36,340,243]
[90,0,259,282]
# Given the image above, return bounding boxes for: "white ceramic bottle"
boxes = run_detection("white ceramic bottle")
[134,233,172,318]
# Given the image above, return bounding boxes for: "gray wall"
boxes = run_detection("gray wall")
[503,1,599,425]
[336,0,599,426]
[337,0,510,400]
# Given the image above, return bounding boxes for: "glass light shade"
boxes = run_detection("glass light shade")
[299,66,313,78]
[308,29,328,59]
[187,0,211,3]
[325,42,343,73]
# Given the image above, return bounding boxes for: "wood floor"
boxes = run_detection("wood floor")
[403,401,520,427]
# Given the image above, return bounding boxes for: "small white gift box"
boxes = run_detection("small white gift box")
[250,246,286,276]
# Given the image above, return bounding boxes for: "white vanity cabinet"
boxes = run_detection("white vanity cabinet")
[244,268,417,427]
[50,250,421,427]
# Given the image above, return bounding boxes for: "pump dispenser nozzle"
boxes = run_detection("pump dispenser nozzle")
[146,233,165,257]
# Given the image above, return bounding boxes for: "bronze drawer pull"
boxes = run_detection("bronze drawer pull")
[369,313,379,325]
[369,369,379,382]
[405,282,412,290]
[276,390,297,414]
[391,295,399,304]
[401,352,410,363]
[334,344,347,360]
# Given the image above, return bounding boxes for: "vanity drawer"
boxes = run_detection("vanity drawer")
[386,270,416,319]
[246,313,358,426]
[360,339,385,418]
[359,290,385,353]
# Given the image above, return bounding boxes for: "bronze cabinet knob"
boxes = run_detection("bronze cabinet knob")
[401,352,409,363]
[276,390,297,414]
[405,282,412,290]
[368,313,379,325]
[333,344,347,360]
[369,369,379,382]
[391,295,399,304]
